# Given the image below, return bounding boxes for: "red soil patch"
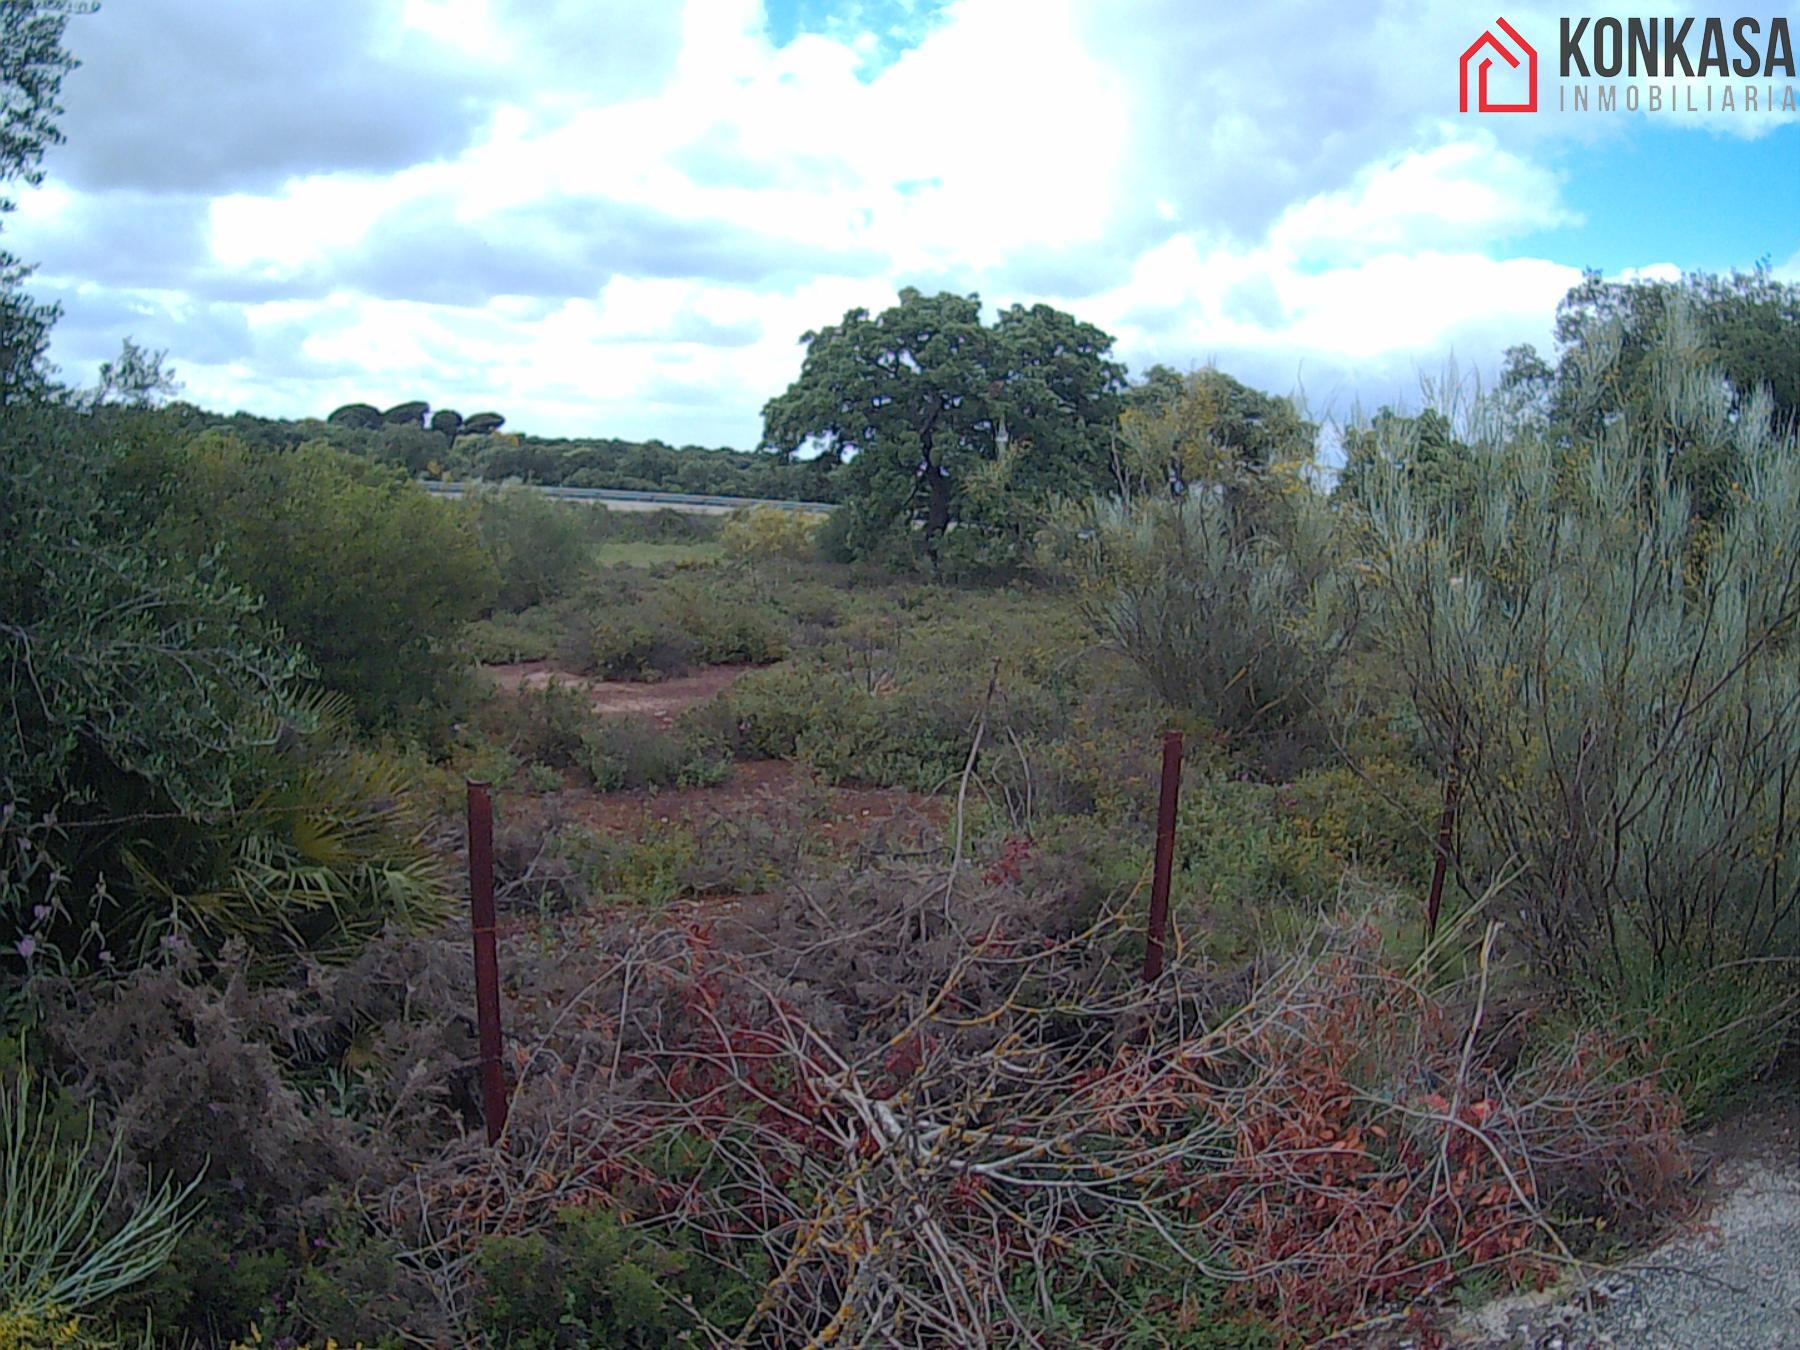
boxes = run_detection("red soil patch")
[480,660,944,860]
[482,660,755,726]
[573,759,944,846]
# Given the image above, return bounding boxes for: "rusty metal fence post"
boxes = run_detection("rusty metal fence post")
[1143,730,1185,983]
[1425,755,1460,942]
[467,780,509,1145]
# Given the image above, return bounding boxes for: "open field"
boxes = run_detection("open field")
[420,482,838,516]
[8,238,1799,1343]
[7,0,1798,1340]
[591,538,726,566]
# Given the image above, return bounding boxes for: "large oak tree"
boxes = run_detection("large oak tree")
[761,288,1124,565]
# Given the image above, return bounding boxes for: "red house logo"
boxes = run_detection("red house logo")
[1460,17,1538,112]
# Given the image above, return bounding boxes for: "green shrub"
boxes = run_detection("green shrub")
[2,406,309,954]
[774,580,845,629]
[601,825,698,905]
[131,1214,293,1344]
[634,507,712,543]
[812,502,859,564]
[489,682,594,773]
[1045,489,1354,751]
[719,666,975,789]
[669,813,794,895]
[1174,774,1336,913]
[1595,954,1795,1120]
[559,601,697,680]
[525,762,565,794]
[420,735,519,815]
[467,484,594,611]
[582,719,726,793]
[290,1209,430,1347]
[1287,758,1439,885]
[977,678,1212,829]
[1360,312,1800,1007]
[710,664,828,761]
[465,606,563,663]
[1008,1222,1278,1349]
[713,589,1082,789]
[480,682,727,794]
[560,573,787,681]
[549,820,759,905]
[720,504,819,563]
[472,1206,760,1349]
[134,434,497,728]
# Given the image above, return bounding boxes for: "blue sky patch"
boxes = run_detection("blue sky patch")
[1522,123,1800,274]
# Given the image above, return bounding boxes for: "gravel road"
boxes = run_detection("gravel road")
[1457,1104,1800,1349]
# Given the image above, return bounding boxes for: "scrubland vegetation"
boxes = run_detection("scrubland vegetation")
[6,8,1800,1348]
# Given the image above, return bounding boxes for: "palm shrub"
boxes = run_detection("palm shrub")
[1,1063,200,1343]
[122,692,450,963]
[1359,317,1800,1025]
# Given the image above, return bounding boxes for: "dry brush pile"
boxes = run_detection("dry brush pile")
[371,854,1692,1347]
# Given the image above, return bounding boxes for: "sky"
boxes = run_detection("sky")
[6,0,1800,447]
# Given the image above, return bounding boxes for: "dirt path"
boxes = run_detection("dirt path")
[481,660,756,726]
[1456,1100,1800,1348]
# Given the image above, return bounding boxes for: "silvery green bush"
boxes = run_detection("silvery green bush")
[1359,311,1800,992]
[1048,484,1355,742]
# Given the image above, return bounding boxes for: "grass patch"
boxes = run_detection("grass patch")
[593,539,723,567]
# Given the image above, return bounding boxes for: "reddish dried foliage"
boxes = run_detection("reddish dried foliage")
[387,904,1690,1344]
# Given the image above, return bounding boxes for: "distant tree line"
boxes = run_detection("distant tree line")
[140,263,1800,572]
[137,399,849,502]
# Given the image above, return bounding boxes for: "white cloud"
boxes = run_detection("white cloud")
[13,0,1788,441]
[1270,132,1579,264]
[1083,233,1579,410]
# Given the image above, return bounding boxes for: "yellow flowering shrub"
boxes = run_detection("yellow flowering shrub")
[0,1307,99,1350]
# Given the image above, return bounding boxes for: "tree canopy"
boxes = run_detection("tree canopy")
[0,0,87,402]
[1500,268,1800,521]
[92,337,180,408]
[1117,365,1316,505]
[1505,269,1798,430]
[761,288,1124,566]
[1334,407,1473,519]
[382,400,430,427]
[327,402,383,430]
